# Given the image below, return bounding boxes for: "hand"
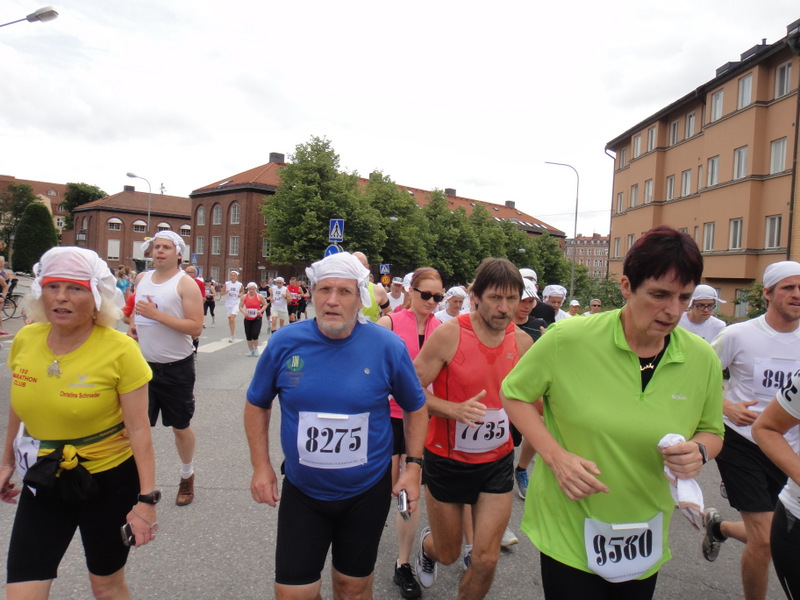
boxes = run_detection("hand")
[547,449,609,501]
[724,399,758,426]
[134,295,161,321]
[452,390,487,427]
[393,464,422,514]
[660,441,703,479]
[250,464,280,507]
[0,465,20,504]
[127,321,138,341]
[126,503,158,547]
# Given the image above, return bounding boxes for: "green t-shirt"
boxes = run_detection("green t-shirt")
[501,309,723,579]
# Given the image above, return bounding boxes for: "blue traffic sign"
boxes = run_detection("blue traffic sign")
[379,264,390,275]
[329,219,344,242]
[324,244,341,257]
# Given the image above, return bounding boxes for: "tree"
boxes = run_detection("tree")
[263,136,385,265]
[63,182,107,229]
[0,183,37,250]
[530,231,570,288]
[422,190,481,284]
[12,202,59,273]
[733,281,765,320]
[469,203,507,260]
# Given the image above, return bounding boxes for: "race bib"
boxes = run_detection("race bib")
[454,408,509,453]
[13,435,39,481]
[228,290,238,300]
[297,412,369,469]
[584,513,663,582]
[754,357,800,399]
[246,308,258,319]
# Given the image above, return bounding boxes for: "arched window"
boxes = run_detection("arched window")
[157,222,171,232]
[132,220,147,233]
[196,206,205,226]
[212,204,222,225]
[107,217,122,231]
[230,203,241,225]
[180,225,191,237]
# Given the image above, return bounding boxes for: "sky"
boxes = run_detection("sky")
[1,1,799,238]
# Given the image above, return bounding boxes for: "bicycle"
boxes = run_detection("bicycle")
[2,278,23,320]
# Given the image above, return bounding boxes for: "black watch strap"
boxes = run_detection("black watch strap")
[694,442,708,465]
[138,490,162,504]
[405,456,423,467]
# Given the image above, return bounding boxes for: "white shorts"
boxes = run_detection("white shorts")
[273,308,289,322]
[225,304,239,317]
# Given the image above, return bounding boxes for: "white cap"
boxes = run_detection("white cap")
[519,268,538,284]
[569,299,580,307]
[246,281,258,289]
[764,261,800,289]
[692,284,726,303]
[521,280,539,300]
[542,284,567,300]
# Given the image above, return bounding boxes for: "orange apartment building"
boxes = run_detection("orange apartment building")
[564,233,609,279]
[606,18,800,319]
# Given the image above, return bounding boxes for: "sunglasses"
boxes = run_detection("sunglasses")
[413,288,444,303]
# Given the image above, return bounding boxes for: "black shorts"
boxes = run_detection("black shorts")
[391,417,406,456]
[243,317,263,341]
[148,354,196,429]
[771,501,800,599]
[423,449,514,505]
[7,457,139,583]
[274,468,392,585]
[287,304,301,317]
[716,425,786,513]
[540,553,658,600]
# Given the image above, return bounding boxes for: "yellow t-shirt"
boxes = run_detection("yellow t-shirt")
[8,323,152,473]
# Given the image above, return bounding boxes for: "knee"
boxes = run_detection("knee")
[90,575,128,600]
[470,548,499,577]
[429,537,462,566]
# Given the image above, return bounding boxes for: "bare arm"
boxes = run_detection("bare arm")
[244,402,280,506]
[394,406,428,512]
[134,276,204,338]
[373,284,391,317]
[0,407,22,504]
[753,398,800,485]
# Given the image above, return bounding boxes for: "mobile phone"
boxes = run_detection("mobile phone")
[120,523,134,547]
[397,489,411,521]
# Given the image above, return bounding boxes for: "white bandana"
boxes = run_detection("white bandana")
[32,246,122,309]
[542,284,567,300]
[764,261,800,290]
[306,252,372,322]
[140,231,187,258]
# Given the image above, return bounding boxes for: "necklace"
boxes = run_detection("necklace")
[639,345,666,372]
[48,358,63,378]
[46,326,94,378]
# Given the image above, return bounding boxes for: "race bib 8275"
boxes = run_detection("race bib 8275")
[297,412,369,469]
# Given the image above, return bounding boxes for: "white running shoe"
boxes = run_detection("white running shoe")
[500,527,519,548]
[414,527,437,588]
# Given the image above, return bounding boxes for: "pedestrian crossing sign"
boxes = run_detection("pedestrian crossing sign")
[329,219,344,242]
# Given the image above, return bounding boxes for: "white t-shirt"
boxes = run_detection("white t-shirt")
[434,309,456,323]
[272,285,288,311]
[224,281,243,307]
[135,270,194,362]
[712,315,800,445]
[678,312,726,344]
[388,293,404,312]
[554,308,569,321]
[777,378,800,518]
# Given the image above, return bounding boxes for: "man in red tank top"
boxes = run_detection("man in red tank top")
[412,258,533,600]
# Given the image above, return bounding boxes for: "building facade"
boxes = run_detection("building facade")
[606,18,800,318]
[564,233,609,279]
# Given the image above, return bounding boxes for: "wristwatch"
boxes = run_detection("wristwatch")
[137,490,162,505]
[405,457,423,467]
[694,442,708,465]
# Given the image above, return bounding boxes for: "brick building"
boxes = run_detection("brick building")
[564,233,609,279]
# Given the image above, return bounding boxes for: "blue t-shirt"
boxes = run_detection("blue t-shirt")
[246,319,426,501]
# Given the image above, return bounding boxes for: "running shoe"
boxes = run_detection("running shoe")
[720,480,728,499]
[501,527,519,548]
[393,562,421,599]
[415,527,437,588]
[252,348,259,357]
[463,549,472,571]
[229,336,233,343]
[702,507,724,562]
[515,468,529,499]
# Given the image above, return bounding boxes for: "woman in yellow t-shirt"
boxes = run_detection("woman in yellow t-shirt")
[0,247,156,599]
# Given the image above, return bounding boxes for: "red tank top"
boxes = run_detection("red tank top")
[243,294,262,320]
[425,313,518,463]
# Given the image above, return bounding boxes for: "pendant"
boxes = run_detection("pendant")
[640,363,655,372]
[47,359,62,378]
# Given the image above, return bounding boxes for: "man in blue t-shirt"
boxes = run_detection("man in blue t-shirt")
[245,252,428,600]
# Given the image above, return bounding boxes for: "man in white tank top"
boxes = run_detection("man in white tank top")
[128,231,204,506]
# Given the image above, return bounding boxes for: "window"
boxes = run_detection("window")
[230,203,241,225]
[669,120,679,145]
[210,267,220,282]
[766,215,782,249]
[196,236,205,254]
[698,165,703,190]
[212,204,222,225]
[729,218,743,249]
[107,218,122,231]
[613,237,621,258]
[776,61,792,98]
[619,148,627,169]
[647,127,656,151]
[630,184,639,207]
[55,217,64,229]
[262,238,271,258]
[107,240,120,262]
[633,135,641,159]
[685,112,696,138]
[211,236,221,255]
[707,156,719,186]
[733,146,748,180]
[681,170,692,196]
[229,236,239,256]
[644,179,653,204]
[616,192,624,213]
[196,206,205,226]
[132,219,146,233]
[703,222,715,252]
[157,222,171,232]
[693,226,699,242]
[180,225,191,237]
[738,74,753,109]
[666,175,675,201]
[710,90,724,121]
[771,138,787,174]
[627,234,635,251]
[734,289,748,318]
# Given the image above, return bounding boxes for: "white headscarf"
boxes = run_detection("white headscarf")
[31,246,123,309]
[542,284,567,300]
[692,284,726,303]
[140,231,187,257]
[764,261,800,289]
[306,252,372,323]
[445,286,468,300]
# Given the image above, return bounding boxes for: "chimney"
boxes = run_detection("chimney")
[269,152,285,164]
[124,185,135,193]
[505,200,516,209]
[444,188,456,196]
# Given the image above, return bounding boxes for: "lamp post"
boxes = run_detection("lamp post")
[545,161,580,300]
[0,6,58,28]
[126,172,152,236]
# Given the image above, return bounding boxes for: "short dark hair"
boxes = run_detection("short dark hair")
[623,226,703,291]
[471,258,524,300]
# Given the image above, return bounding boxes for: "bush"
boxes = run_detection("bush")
[12,203,59,273]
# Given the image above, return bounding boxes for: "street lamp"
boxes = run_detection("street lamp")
[0,6,59,28]
[126,172,152,236]
[545,161,580,300]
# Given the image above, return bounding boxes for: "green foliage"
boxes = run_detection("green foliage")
[0,183,37,249]
[63,182,107,229]
[12,203,59,273]
[530,232,570,288]
[422,190,481,284]
[733,281,765,319]
[572,272,626,309]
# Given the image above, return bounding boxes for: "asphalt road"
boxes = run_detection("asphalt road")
[0,294,787,598]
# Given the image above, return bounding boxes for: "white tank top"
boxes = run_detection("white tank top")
[135,270,194,362]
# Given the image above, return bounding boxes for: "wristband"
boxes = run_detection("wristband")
[405,456,423,467]
[694,442,708,465]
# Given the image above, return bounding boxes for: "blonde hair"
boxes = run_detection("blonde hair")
[23,288,122,328]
